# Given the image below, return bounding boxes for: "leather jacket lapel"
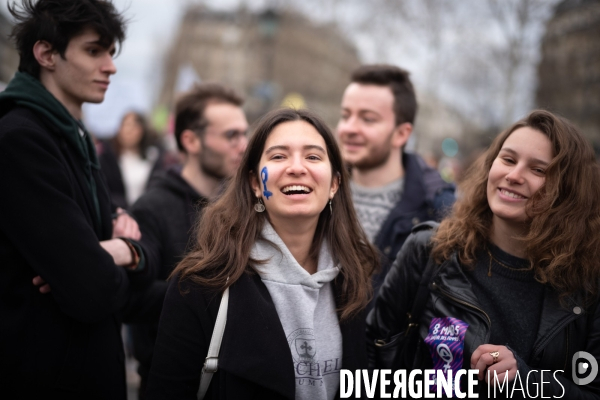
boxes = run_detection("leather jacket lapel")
[429,255,491,360]
[530,288,583,363]
[435,254,482,307]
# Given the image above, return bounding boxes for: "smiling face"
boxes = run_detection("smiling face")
[49,28,117,113]
[336,83,408,170]
[487,127,553,228]
[251,120,339,227]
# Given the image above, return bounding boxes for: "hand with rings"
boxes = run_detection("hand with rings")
[471,344,518,383]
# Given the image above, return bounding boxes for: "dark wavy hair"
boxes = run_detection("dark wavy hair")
[432,110,600,302]
[173,108,379,321]
[8,0,126,78]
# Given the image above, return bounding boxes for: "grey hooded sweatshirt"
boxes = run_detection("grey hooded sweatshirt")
[251,221,342,400]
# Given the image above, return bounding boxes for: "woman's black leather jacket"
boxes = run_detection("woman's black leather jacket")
[367,222,600,398]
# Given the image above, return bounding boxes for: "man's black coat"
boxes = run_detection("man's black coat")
[0,107,148,399]
[127,168,207,387]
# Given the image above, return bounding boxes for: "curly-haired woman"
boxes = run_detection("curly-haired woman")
[367,110,600,398]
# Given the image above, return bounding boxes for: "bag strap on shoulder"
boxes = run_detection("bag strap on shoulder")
[197,286,229,400]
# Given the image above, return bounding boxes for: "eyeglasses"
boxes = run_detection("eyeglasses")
[219,129,247,147]
[195,126,248,147]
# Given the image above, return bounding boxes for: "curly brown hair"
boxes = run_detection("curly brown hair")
[173,108,378,321]
[432,109,600,301]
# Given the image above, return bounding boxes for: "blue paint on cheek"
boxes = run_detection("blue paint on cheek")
[261,166,273,199]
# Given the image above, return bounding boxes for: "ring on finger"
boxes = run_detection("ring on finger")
[489,351,500,364]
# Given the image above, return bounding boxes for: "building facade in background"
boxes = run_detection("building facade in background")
[536,0,600,150]
[157,6,360,127]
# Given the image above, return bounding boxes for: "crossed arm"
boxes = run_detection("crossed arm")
[33,208,143,293]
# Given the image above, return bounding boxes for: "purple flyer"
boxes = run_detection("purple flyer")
[424,317,469,396]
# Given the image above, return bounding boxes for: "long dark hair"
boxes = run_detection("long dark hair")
[432,110,600,302]
[112,111,156,159]
[173,108,379,320]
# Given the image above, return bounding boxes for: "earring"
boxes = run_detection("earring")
[254,197,265,213]
[329,199,332,213]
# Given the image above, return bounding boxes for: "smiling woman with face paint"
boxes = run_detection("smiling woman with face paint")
[367,110,600,398]
[147,109,378,400]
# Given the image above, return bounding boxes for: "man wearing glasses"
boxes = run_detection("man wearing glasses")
[127,82,248,399]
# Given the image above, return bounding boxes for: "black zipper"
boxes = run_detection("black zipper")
[431,281,492,334]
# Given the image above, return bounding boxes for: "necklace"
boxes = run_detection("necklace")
[486,248,530,277]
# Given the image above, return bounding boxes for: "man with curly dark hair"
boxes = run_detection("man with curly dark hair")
[0,1,148,399]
